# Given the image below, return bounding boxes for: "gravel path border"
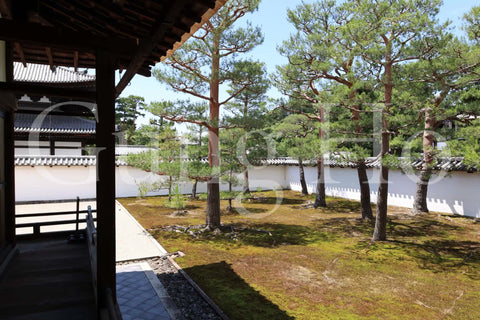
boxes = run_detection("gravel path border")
[117,256,228,320]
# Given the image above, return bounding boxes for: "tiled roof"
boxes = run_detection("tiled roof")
[14,62,95,83]
[15,156,127,166]
[13,155,475,172]
[263,157,477,172]
[14,113,96,134]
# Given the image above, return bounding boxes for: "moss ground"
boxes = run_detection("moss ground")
[119,190,480,320]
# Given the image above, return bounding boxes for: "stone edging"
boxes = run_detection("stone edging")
[166,256,230,320]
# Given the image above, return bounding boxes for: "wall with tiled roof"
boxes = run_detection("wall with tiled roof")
[14,113,96,134]
[14,62,95,84]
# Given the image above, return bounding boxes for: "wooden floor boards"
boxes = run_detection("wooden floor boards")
[0,237,96,319]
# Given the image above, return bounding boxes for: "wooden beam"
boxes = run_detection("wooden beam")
[14,42,26,67]
[115,0,190,97]
[5,41,12,82]
[0,82,96,101]
[95,49,117,311]
[0,92,15,111]
[0,0,12,18]
[0,19,138,56]
[45,47,54,71]
[28,11,53,26]
[161,0,225,61]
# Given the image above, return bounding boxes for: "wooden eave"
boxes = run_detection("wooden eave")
[0,0,225,97]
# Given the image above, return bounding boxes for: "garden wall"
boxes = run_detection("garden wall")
[15,164,286,202]
[15,164,480,218]
[285,165,480,218]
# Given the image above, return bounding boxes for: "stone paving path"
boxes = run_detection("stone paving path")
[117,263,172,320]
[115,201,167,262]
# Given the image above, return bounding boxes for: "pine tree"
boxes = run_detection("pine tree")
[153,0,263,228]
[115,95,146,145]
[343,0,444,241]
[224,60,269,194]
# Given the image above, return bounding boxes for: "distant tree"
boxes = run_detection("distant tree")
[344,0,444,241]
[278,0,377,219]
[224,60,270,194]
[272,114,318,196]
[220,128,244,211]
[183,104,209,198]
[115,95,146,145]
[402,32,480,214]
[447,119,480,168]
[126,127,181,199]
[153,0,263,228]
[275,51,338,208]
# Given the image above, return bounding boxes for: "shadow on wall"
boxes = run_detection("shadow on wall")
[318,186,479,218]
[180,261,295,320]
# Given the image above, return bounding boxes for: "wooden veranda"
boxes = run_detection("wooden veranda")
[0,1,226,318]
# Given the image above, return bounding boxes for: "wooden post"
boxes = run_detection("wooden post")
[75,196,80,234]
[95,50,116,310]
[4,110,15,244]
[4,42,16,245]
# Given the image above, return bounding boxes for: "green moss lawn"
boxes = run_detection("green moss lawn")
[118,190,480,320]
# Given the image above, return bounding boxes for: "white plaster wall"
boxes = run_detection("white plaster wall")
[16,165,98,201]
[15,141,50,147]
[15,164,480,218]
[15,164,288,202]
[286,166,480,218]
[55,141,82,147]
[54,148,83,156]
[15,148,50,155]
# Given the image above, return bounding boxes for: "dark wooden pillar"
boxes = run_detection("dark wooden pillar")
[5,110,16,245]
[49,140,55,156]
[4,42,16,246]
[95,50,116,309]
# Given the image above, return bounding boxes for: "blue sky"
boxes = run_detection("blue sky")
[119,0,480,125]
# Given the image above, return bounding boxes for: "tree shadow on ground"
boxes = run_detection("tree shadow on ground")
[312,217,375,237]
[229,223,337,247]
[387,218,463,238]
[245,197,306,205]
[231,207,270,214]
[389,239,480,277]
[181,261,295,320]
[161,222,338,248]
[322,200,364,214]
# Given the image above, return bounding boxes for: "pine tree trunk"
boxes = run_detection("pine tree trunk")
[206,32,221,229]
[314,157,327,208]
[372,51,393,242]
[299,158,308,196]
[206,181,220,227]
[227,177,233,212]
[192,179,198,198]
[412,108,435,214]
[372,109,390,241]
[413,168,431,214]
[357,162,373,219]
[373,164,389,241]
[243,170,250,194]
[350,92,373,220]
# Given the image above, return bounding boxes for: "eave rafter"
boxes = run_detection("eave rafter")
[0,0,12,18]
[0,19,139,57]
[115,0,193,97]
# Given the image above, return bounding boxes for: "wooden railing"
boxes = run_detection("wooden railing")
[86,205,98,301]
[15,197,97,236]
[86,207,123,320]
